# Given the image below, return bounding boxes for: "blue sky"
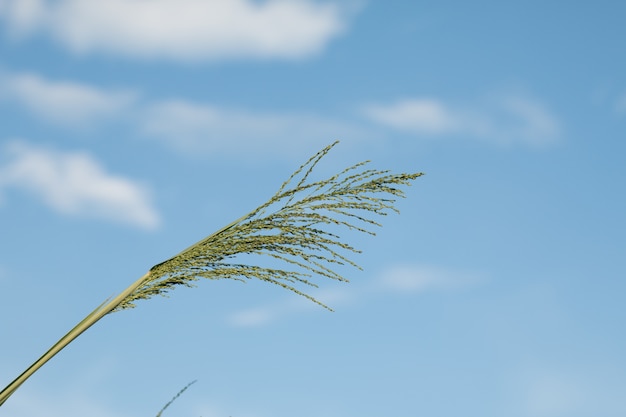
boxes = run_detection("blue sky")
[0,1,625,416]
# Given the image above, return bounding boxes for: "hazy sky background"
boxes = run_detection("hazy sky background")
[1,1,625,416]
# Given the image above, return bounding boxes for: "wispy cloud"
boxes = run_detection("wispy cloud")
[362,94,560,147]
[615,92,626,115]
[0,0,354,61]
[227,286,355,328]
[0,71,136,127]
[515,366,626,417]
[193,402,270,417]
[0,69,371,157]
[0,361,132,417]
[1,392,131,417]
[362,99,462,135]
[524,371,586,417]
[228,306,279,327]
[0,354,126,417]
[375,263,484,293]
[140,99,371,157]
[0,141,160,229]
[227,263,482,327]
[0,69,560,154]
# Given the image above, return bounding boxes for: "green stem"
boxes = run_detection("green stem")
[0,210,252,408]
[0,271,151,407]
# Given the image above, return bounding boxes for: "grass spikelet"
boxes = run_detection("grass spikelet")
[122,141,421,311]
[0,141,423,407]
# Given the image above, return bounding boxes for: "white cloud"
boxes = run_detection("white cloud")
[227,286,353,327]
[362,99,460,134]
[376,263,483,293]
[0,0,47,37]
[0,141,160,229]
[0,71,136,127]
[0,69,560,154]
[0,356,128,417]
[516,366,626,417]
[615,92,626,115]
[0,0,353,61]
[362,94,560,147]
[193,402,267,417]
[525,371,585,417]
[140,99,370,157]
[227,263,481,327]
[228,306,277,327]
[498,95,561,147]
[0,70,370,157]
[2,392,131,417]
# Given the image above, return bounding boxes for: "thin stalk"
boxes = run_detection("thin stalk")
[0,210,254,406]
[155,380,197,417]
[0,141,422,408]
[0,272,149,406]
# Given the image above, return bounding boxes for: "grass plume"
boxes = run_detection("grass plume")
[0,141,422,408]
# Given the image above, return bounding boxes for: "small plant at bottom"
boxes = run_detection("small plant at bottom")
[156,380,197,417]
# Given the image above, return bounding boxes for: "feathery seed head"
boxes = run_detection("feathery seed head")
[114,141,423,312]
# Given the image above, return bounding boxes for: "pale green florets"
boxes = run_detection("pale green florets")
[114,141,423,312]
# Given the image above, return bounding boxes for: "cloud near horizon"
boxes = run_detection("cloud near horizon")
[0,0,352,61]
[0,71,136,127]
[0,141,160,229]
[140,99,371,157]
[0,69,372,156]
[615,91,626,115]
[376,263,484,293]
[0,69,562,155]
[227,263,483,327]
[362,95,561,147]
